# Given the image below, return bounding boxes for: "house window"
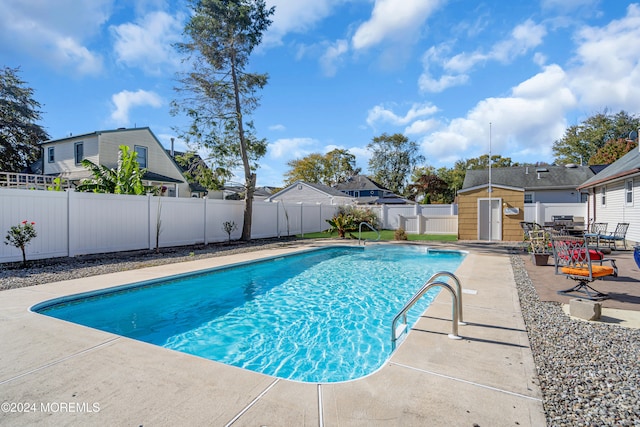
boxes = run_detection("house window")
[74,142,83,165]
[625,179,633,205]
[524,193,533,204]
[47,147,55,163]
[600,186,606,206]
[134,145,148,168]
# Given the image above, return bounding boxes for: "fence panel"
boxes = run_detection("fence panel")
[252,202,279,239]
[0,189,69,262]
[524,203,587,225]
[422,215,458,234]
[68,192,149,256]
[205,199,244,243]
[153,196,206,248]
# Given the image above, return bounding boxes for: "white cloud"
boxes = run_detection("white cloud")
[351,0,444,50]
[418,72,469,93]
[405,119,439,135]
[111,11,184,75]
[568,3,640,112]
[420,64,576,165]
[320,39,349,77]
[366,103,438,127]
[419,20,547,93]
[269,124,286,131]
[263,0,341,46]
[489,20,547,63]
[268,137,317,159]
[0,0,111,75]
[110,89,163,125]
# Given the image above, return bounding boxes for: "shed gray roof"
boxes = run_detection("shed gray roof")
[577,148,640,189]
[460,165,595,192]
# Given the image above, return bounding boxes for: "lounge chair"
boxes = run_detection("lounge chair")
[598,223,630,250]
[551,235,618,301]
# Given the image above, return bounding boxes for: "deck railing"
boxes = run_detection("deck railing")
[0,172,70,191]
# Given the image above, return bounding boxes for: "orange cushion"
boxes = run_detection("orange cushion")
[561,265,615,278]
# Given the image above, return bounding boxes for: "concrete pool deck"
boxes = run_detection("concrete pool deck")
[0,242,546,426]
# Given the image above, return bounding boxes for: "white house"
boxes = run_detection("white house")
[265,181,355,205]
[577,147,639,245]
[41,128,192,197]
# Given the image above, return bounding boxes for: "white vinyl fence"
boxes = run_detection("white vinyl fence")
[523,202,587,225]
[371,204,458,235]
[0,189,340,263]
[1,188,461,263]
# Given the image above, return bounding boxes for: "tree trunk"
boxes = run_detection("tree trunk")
[231,56,254,241]
[242,173,256,241]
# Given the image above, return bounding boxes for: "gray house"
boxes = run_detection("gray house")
[461,164,596,204]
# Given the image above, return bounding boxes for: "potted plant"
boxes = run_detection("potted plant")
[528,229,551,266]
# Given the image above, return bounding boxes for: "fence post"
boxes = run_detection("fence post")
[203,197,208,245]
[66,188,73,257]
[147,194,152,250]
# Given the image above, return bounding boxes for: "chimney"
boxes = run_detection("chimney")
[170,137,175,157]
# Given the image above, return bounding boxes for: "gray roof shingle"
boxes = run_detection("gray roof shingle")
[460,165,595,192]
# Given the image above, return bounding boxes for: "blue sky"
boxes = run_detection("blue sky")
[2,0,639,187]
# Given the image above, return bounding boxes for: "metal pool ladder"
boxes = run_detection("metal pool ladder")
[391,271,466,349]
[358,222,380,245]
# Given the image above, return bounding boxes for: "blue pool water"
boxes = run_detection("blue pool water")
[35,245,465,383]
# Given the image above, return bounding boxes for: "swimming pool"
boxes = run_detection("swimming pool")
[34,245,465,383]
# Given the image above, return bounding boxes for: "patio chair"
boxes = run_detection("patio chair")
[550,235,618,301]
[598,223,630,250]
[584,222,607,248]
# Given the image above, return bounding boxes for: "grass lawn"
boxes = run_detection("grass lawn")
[297,230,457,242]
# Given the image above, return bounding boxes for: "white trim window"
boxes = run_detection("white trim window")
[47,147,55,163]
[134,145,148,168]
[74,142,83,165]
[625,179,633,206]
[600,186,606,206]
[524,193,533,204]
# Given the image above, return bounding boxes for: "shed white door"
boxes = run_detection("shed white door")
[478,198,502,241]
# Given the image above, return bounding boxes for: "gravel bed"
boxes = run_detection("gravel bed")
[0,237,305,291]
[511,254,640,426]
[1,242,638,425]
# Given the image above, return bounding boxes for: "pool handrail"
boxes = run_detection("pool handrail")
[391,271,465,349]
[358,222,381,245]
[425,271,465,325]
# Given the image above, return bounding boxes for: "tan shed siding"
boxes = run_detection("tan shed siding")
[458,188,482,240]
[458,186,524,241]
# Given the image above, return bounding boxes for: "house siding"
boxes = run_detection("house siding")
[458,187,524,241]
[592,178,639,244]
[43,136,99,175]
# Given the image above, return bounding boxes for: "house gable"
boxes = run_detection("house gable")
[266,181,354,204]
